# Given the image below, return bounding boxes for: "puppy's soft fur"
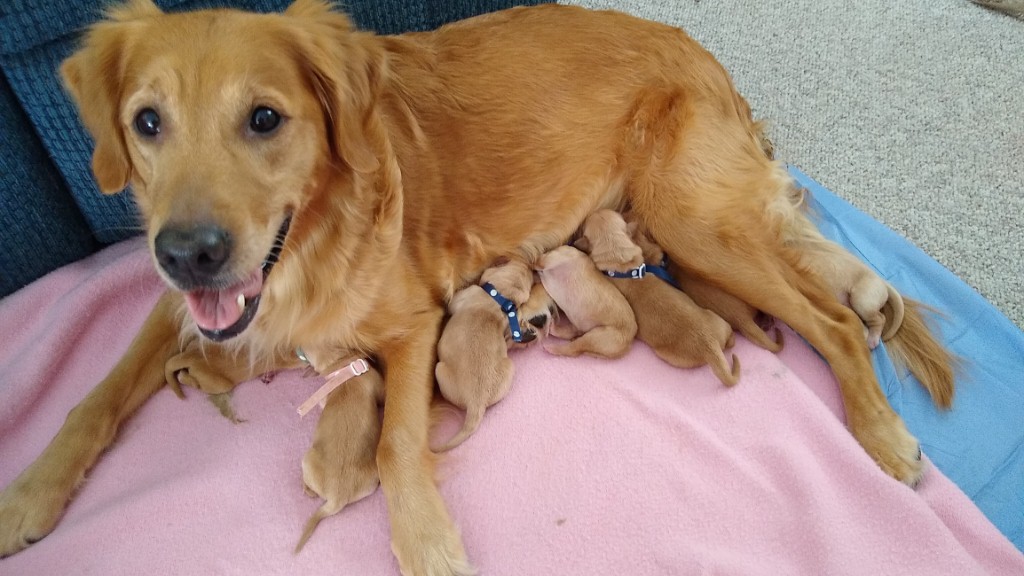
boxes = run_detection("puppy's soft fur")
[535,245,637,359]
[0,1,955,570]
[434,260,533,451]
[297,362,385,553]
[578,210,740,386]
[619,211,784,354]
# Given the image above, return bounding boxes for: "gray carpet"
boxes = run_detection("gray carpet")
[561,0,1024,330]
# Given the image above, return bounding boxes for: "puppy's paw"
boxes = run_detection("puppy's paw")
[0,472,69,558]
[851,411,924,487]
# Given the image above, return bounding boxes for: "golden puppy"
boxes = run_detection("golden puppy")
[618,211,784,354]
[1,1,955,570]
[535,245,637,359]
[297,362,385,553]
[434,260,533,451]
[577,210,740,386]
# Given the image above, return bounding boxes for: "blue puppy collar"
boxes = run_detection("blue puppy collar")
[604,262,646,280]
[481,282,525,342]
[645,259,678,287]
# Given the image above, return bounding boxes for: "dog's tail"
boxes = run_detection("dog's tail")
[710,351,741,387]
[295,500,340,554]
[884,297,957,409]
[436,406,485,452]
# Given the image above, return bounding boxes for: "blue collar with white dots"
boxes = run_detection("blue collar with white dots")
[645,259,677,287]
[481,282,525,342]
[604,262,646,280]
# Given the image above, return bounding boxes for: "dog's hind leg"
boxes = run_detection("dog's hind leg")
[0,291,183,557]
[626,108,923,484]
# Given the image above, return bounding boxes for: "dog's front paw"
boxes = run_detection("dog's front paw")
[391,520,476,576]
[851,411,924,487]
[0,471,69,558]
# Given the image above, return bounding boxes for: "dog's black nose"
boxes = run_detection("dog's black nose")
[154,224,231,286]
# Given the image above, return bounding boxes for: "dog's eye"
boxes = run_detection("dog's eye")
[249,106,281,134]
[134,108,161,137]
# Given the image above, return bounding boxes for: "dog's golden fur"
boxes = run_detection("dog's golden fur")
[0,0,955,571]
[580,210,741,386]
[434,260,533,451]
[536,245,638,359]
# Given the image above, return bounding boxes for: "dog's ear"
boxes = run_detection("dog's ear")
[60,1,160,193]
[286,2,383,174]
[573,236,592,253]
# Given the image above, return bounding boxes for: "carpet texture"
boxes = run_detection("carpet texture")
[561,0,1024,330]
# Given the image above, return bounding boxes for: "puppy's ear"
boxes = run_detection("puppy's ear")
[573,236,592,253]
[287,4,383,174]
[60,2,159,193]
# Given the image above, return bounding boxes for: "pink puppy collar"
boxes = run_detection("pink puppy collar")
[297,358,371,417]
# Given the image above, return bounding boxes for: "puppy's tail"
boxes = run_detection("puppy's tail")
[436,406,485,452]
[884,297,958,409]
[710,351,741,387]
[739,320,785,353]
[880,283,906,342]
[295,501,338,554]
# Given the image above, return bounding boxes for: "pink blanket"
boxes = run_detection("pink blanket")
[1,239,1021,575]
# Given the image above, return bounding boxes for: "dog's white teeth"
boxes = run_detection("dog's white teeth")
[237,294,246,310]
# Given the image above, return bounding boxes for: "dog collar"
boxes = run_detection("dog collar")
[645,259,677,287]
[297,358,370,417]
[481,282,525,342]
[604,262,646,279]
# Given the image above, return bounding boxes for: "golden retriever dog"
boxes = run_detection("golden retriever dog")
[297,362,385,553]
[0,0,956,572]
[578,210,740,386]
[535,245,638,359]
[434,260,533,451]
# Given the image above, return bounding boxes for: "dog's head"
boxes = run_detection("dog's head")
[61,0,384,341]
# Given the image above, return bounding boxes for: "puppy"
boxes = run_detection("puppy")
[434,260,533,451]
[620,211,783,354]
[535,245,637,359]
[782,188,905,349]
[578,210,740,386]
[297,362,385,552]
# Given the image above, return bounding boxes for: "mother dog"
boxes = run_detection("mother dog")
[0,1,953,573]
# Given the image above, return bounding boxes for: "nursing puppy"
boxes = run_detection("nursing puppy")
[1,1,955,570]
[618,212,784,354]
[578,210,740,386]
[535,245,637,359]
[435,260,533,451]
[297,362,385,553]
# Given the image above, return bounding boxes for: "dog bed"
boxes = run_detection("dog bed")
[0,169,1021,574]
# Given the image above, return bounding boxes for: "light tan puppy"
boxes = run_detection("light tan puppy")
[535,245,636,359]
[618,211,783,354]
[578,210,740,386]
[434,260,533,451]
[782,188,904,350]
[515,280,558,346]
[297,362,385,552]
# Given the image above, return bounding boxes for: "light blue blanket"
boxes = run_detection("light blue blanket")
[790,166,1024,551]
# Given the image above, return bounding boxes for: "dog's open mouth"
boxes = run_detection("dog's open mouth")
[184,216,291,342]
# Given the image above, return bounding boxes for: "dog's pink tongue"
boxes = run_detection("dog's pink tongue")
[184,270,263,331]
